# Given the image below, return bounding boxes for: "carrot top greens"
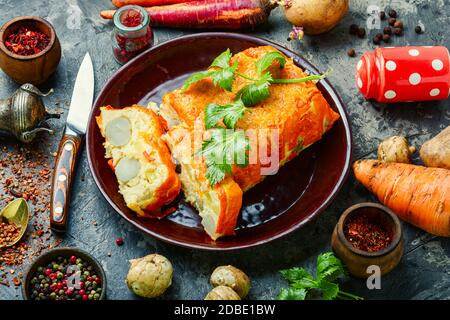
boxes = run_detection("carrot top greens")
[183,49,329,186]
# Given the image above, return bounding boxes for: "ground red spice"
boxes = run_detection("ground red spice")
[121,10,143,27]
[344,213,392,252]
[5,27,50,56]
[0,143,61,288]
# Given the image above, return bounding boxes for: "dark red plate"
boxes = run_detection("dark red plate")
[86,33,352,251]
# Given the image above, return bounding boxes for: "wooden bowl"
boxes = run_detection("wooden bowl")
[331,202,404,278]
[22,247,107,300]
[0,16,61,85]
[87,33,352,250]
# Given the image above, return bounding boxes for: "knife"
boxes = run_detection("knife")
[50,53,94,233]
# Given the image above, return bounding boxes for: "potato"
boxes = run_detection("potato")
[204,286,241,300]
[420,126,450,169]
[210,265,251,298]
[283,0,349,35]
[378,136,415,164]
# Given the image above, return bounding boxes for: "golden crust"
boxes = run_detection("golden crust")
[161,45,340,191]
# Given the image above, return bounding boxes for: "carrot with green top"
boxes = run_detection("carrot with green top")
[353,160,450,237]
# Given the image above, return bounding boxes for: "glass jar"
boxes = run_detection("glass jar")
[111,5,153,65]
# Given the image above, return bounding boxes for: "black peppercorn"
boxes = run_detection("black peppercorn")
[388,9,397,18]
[379,11,386,20]
[382,34,391,43]
[373,35,381,45]
[388,18,396,26]
[383,27,392,35]
[394,27,403,36]
[349,24,359,35]
[347,48,356,57]
[357,27,366,38]
[415,25,422,34]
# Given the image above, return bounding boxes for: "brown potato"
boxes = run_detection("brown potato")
[378,136,415,164]
[283,0,349,35]
[420,126,450,169]
[204,286,241,300]
[210,265,251,298]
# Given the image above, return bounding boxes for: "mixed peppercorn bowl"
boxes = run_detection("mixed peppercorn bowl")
[22,247,106,300]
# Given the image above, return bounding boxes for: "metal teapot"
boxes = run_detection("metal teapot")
[0,83,59,143]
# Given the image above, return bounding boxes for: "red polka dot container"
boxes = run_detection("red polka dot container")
[356,46,449,103]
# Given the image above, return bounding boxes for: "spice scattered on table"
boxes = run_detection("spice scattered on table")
[344,213,392,252]
[115,237,124,246]
[347,48,356,57]
[5,27,50,56]
[0,221,21,247]
[28,255,103,300]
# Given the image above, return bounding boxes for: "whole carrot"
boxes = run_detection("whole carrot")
[353,160,450,237]
[101,0,275,30]
[112,0,194,7]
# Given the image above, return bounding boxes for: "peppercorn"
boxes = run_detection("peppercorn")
[382,34,391,43]
[357,27,366,38]
[388,17,396,26]
[347,48,356,57]
[383,26,392,35]
[116,237,124,246]
[349,24,359,35]
[379,11,386,20]
[373,36,381,45]
[394,28,403,36]
[388,9,397,18]
[415,26,422,34]
[394,20,403,29]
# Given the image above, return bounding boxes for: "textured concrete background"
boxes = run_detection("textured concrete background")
[0,0,449,300]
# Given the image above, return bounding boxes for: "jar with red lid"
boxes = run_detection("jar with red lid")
[356,46,449,103]
[111,5,153,65]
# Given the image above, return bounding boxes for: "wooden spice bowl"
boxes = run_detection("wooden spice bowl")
[0,16,61,85]
[22,247,107,300]
[331,202,404,278]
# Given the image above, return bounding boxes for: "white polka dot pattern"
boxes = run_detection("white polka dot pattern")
[356,46,449,102]
[409,73,421,85]
[430,88,440,96]
[432,59,444,71]
[409,49,420,56]
[384,90,396,99]
[385,61,396,71]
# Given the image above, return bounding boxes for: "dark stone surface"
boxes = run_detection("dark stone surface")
[0,0,449,300]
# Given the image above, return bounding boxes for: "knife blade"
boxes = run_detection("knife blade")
[50,53,94,233]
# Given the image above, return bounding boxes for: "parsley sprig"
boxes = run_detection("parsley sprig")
[183,49,330,186]
[278,252,363,300]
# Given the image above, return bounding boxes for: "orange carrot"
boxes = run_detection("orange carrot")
[112,0,193,7]
[353,160,450,237]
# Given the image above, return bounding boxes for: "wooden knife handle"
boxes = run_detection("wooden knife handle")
[50,131,82,233]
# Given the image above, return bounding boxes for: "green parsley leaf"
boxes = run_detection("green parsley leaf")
[236,72,272,106]
[204,99,248,130]
[316,252,346,282]
[210,49,233,69]
[277,288,307,300]
[318,280,339,300]
[196,128,249,186]
[210,61,238,92]
[277,252,363,301]
[181,71,212,92]
[255,51,286,75]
